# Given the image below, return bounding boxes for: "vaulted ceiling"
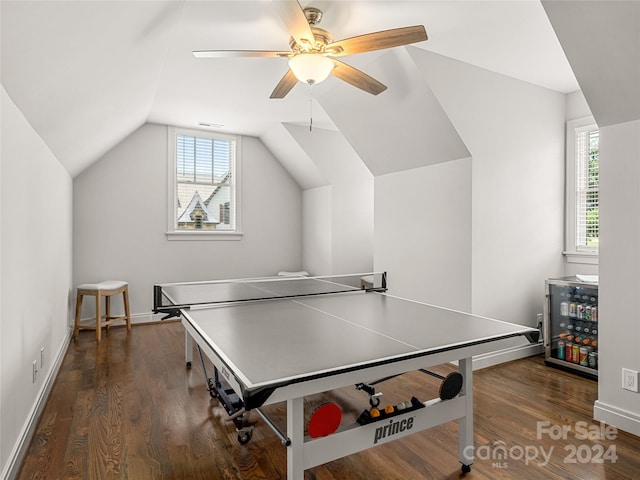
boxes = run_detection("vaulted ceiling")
[542,0,640,127]
[2,1,580,178]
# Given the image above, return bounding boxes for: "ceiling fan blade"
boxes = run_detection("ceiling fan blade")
[331,59,387,96]
[273,0,315,48]
[270,69,298,98]
[326,25,427,57]
[193,50,291,58]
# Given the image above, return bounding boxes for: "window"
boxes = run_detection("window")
[167,127,242,240]
[565,117,599,261]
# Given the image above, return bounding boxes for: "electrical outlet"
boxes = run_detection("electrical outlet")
[32,360,38,383]
[622,368,639,392]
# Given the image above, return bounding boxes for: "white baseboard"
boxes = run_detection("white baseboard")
[130,311,167,324]
[471,342,544,371]
[2,329,72,480]
[594,400,640,437]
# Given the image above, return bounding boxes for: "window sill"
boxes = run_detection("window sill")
[166,231,243,241]
[563,251,599,265]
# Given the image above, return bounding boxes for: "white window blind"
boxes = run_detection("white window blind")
[574,126,599,251]
[167,127,241,240]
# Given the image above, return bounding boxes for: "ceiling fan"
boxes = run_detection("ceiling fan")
[193,0,428,99]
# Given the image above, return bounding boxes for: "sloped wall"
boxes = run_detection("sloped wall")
[261,123,328,191]
[284,125,374,275]
[407,48,565,328]
[295,46,564,346]
[543,0,640,127]
[73,123,303,317]
[1,86,73,479]
[319,48,470,176]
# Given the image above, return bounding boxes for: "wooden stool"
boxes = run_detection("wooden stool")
[74,281,131,342]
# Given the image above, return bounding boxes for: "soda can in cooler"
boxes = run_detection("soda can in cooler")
[577,304,586,319]
[560,301,569,316]
[569,303,577,318]
[572,344,580,364]
[565,342,573,363]
[591,306,598,322]
[579,347,589,366]
[588,352,598,369]
[557,340,565,360]
[585,305,591,321]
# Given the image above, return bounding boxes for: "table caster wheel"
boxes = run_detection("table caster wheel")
[461,464,471,474]
[238,431,252,445]
[186,361,192,368]
[369,396,380,407]
[207,379,217,398]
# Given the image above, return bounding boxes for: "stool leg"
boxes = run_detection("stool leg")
[123,287,131,332]
[74,293,83,340]
[106,294,111,335]
[96,292,102,342]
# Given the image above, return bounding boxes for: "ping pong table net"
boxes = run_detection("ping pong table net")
[153,272,387,317]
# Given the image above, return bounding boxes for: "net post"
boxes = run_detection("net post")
[153,285,162,313]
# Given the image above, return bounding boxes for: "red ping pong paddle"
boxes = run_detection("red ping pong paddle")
[308,402,342,438]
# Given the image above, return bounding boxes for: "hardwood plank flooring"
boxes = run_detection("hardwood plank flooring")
[17,322,640,479]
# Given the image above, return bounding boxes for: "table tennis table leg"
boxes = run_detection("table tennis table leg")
[185,330,193,367]
[458,357,473,473]
[287,396,305,480]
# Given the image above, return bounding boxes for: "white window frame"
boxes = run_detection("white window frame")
[166,126,243,241]
[564,116,598,264]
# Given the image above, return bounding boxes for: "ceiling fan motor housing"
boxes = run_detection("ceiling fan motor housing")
[289,27,333,53]
[304,7,323,26]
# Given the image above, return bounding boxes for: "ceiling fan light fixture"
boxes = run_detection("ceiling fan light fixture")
[288,53,334,85]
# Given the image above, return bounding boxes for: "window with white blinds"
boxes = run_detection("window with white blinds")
[566,117,599,258]
[575,127,599,250]
[167,127,242,240]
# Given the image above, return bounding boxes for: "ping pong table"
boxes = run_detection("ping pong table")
[153,272,539,479]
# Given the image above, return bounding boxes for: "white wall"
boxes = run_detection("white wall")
[566,90,592,122]
[260,123,328,191]
[374,158,472,312]
[407,48,565,330]
[1,86,73,479]
[543,0,640,439]
[73,123,303,318]
[302,186,332,276]
[594,119,640,436]
[285,125,374,276]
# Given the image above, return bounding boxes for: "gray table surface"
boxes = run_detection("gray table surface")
[182,290,533,389]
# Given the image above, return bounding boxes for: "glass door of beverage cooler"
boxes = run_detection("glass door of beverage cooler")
[545,278,598,377]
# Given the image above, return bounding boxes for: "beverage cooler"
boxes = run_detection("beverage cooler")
[544,277,598,377]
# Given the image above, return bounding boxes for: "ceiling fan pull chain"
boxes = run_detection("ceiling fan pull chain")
[309,83,313,132]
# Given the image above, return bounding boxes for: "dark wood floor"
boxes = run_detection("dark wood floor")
[17,321,640,480]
